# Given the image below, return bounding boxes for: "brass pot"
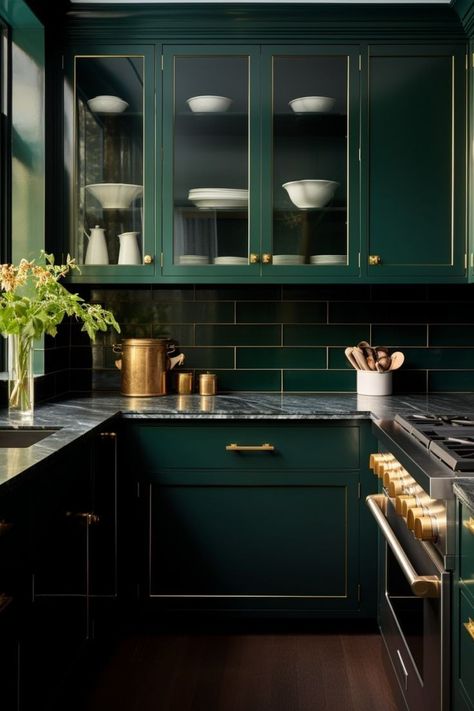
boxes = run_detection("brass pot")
[113,338,184,396]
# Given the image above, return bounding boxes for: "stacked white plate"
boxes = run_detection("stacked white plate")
[213,256,248,265]
[188,188,248,209]
[310,254,346,265]
[178,254,209,265]
[272,254,305,265]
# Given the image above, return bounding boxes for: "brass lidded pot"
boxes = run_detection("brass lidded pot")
[113,338,183,397]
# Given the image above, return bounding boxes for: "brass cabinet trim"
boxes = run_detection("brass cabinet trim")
[463,617,474,640]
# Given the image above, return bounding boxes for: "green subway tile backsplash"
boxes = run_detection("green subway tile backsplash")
[73,284,474,394]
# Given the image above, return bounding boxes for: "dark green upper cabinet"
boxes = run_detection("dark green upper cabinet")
[63,45,157,281]
[365,44,467,280]
[261,46,360,278]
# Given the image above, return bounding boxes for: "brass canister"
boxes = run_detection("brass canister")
[199,373,217,396]
[176,371,193,395]
[113,338,170,396]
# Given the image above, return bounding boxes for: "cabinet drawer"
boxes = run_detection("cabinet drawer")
[459,587,474,708]
[461,504,474,601]
[131,422,360,471]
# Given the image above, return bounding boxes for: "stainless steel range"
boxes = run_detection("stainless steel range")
[367,413,474,711]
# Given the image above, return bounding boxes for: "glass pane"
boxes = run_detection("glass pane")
[272,56,347,267]
[75,56,144,266]
[173,56,249,267]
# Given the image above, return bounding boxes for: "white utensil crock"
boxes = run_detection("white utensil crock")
[357,370,392,396]
[118,231,141,265]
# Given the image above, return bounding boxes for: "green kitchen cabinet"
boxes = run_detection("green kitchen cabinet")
[63,45,157,282]
[127,420,378,617]
[365,44,466,280]
[453,498,474,711]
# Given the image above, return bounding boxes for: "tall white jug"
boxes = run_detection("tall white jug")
[84,225,109,265]
[118,231,141,265]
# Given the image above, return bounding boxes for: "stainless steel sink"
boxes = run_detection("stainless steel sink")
[0,428,61,448]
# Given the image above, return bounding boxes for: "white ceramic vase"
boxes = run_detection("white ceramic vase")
[118,232,141,265]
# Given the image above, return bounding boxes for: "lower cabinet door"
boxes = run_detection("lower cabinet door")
[0,596,19,711]
[146,470,359,613]
[458,587,474,710]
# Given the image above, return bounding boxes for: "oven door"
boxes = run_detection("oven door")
[367,495,450,711]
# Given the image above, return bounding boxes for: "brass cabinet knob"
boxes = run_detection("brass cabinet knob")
[144,255,153,264]
[368,255,382,265]
[262,253,272,264]
[0,520,13,536]
[249,253,260,264]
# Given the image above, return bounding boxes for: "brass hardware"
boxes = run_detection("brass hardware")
[464,618,474,640]
[249,253,260,264]
[144,255,153,264]
[67,512,100,525]
[226,443,275,452]
[464,517,474,535]
[376,459,400,478]
[262,253,272,264]
[99,432,117,439]
[408,504,444,535]
[176,372,193,395]
[369,452,393,471]
[368,255,382,266]
[388,477,414,498]
[114,338,182,396]
[0,520,13,536]
[395,495,416,516]
[381,467,405,487]
[0,593,12,614]
[414,515,437,541]
[366,494,440,598]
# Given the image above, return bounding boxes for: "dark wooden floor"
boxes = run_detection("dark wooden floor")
[70,622,401,711]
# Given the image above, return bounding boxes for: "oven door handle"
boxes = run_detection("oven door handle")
[366,494,441,598]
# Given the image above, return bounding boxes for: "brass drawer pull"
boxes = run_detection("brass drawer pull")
[226,443,275,452]
[66,512,100,525]
[0,520,13,537]
[464,517,474,535]
[368,255,382,265]
[0,593,13,614]
[464,618,474,640]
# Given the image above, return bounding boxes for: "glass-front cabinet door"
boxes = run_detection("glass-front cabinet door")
[65,46,155,279]
[261,47,360,277]
[162,46,260,277]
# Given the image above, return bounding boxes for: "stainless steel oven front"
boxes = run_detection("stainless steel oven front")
[367,493,451,711]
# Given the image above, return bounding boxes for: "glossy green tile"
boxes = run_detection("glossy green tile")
[151,324,195,345]
[328,348,357,370]
[236,302,326,324]
[152,286,195,301]
[196,325,281,346]
[195,285,281,301]
[161,302,235,324]
[284,325,369,347]
[179,347,234,369]
[237,347,326,369]
[371,325,427,347]
[200,370,281,391]
[429,326,474,346]
[282,285,370,301]
[402,348,474,369]
[428,372,474,392]
[283,370,356,392]
[371,285,428,301]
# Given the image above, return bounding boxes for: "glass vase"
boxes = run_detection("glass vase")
[8,333,34,416]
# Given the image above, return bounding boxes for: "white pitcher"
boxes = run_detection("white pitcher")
[84,225,109,265]
[118,231,141,265]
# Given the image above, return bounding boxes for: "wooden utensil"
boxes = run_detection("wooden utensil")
[389,352,405,370]
[345,347,359,370]
[352,346,371,371]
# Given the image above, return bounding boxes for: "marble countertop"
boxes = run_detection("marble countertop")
[1,391,474,489]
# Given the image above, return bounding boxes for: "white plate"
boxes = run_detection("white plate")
[190,198,248,209]
[213,256,248,265]
[189,188,248,196]
[273,254,305,265]
[310,254,346,264]
[178,255,209,265]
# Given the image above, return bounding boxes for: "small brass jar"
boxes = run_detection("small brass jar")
[176,371,193,395]
[199,373,216,396]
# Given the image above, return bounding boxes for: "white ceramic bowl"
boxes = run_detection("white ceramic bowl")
[289,96,335,113]
[186,95,233,113]
[282,179,339,209]
[87,95,129,114]
[85,183,143,209]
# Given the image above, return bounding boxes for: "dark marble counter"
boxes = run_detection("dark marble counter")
[1,391,474,488]
[454,480,474,512]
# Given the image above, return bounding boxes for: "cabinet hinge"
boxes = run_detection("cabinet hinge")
[357,584,361,602]
[160,252,164,268]
[61,55,64,70]
[465,253,468,270]
[358,252,361,269]
[472,52,474,69]
[358,482,361,499]
[358,147,361,162]
[136,481,140,498]
[358,54,361,71]
[466,54,468,71]
[161,54,164,71]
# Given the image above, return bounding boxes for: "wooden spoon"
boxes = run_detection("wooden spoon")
[389,352,405,370]
[352,346,371,371]
[344,347,359,370]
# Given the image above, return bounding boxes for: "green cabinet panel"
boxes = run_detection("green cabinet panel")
[133,422,360,472]
[459,587,474,710]
[461,502,474,601]
[127,419,378,616]
[365,44,466,279]
[148,476,357,604]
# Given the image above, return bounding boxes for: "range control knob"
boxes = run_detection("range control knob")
[369,453,395,474]
[407,506,427,530]
[414,515,438,541]
[382,468,405,488]
[396,495,418,517]
[388,477,415,498]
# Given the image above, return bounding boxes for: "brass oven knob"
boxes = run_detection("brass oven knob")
[407,506,427,530]
[388,477,414,498]
[414,515,437,541]
[396,495,417,516]
[369,453,395,473]
[382,468,405,488]
[374,457,397,478]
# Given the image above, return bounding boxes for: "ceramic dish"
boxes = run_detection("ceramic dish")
[178,255,209,265]
[213,256,248,265]
[85,183,143,209]
[272,254,305,265]
[310,254,346,264]
[87,95,129,114]
[186,95,233,113]
[288,96,335,113]
[282,179,339,209]
[188,188,248,209]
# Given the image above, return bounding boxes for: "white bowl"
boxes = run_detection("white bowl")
[282,179,339,209]
[186,95,233,113]
[87,95,129,114]
[289,96,335,113]
[86,183,143,209]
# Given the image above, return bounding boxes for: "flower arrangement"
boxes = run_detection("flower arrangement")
[0,252,120,413]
